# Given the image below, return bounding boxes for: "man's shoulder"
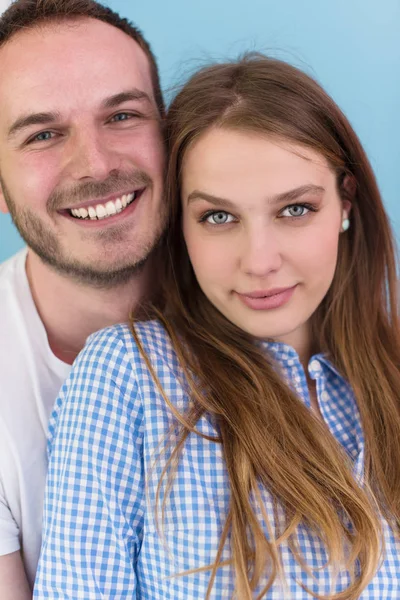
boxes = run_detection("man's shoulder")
[0,248,27,289]
[0,249,32,361]
[0,248,66,414]
[0,248,38,356]
[0,248,29,323]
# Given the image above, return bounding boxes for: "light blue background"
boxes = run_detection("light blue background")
[1,0,399,262]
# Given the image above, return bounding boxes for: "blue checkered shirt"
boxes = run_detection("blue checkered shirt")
[34,321,400,598]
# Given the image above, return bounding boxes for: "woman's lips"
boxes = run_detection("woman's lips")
[235,285,297,310]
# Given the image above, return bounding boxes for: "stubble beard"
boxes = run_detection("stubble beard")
[1,171,166,289]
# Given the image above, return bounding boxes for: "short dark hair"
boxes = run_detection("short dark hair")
[0,0,164,115]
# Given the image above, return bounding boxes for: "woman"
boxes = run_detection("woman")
[35,55,400,599]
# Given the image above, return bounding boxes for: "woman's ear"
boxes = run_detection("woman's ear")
[341,174,356,203]
[342,199,351,220]
[340,174,355,219]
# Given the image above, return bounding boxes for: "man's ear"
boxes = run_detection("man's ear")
[0,178,9,214]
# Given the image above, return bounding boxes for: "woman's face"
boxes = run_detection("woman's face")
[181,128,350,354]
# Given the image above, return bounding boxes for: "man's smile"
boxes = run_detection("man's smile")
[65,188,144,221]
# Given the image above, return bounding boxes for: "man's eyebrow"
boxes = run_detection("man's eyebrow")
[187,184,325,207]
[7,90,153,139]
[8,112,61,139]
[102,89,152,109]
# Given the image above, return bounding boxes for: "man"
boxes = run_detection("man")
[0,0,166,597]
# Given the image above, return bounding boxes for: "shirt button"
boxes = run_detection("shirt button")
[309,359,322,374]
[321,391,329,402]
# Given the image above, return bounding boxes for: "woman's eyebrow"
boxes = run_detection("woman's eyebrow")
[270,184,325,205]
[187,190,236,208]
[187,184,325,207]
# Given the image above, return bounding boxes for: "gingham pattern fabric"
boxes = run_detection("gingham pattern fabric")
[34,321,400,599]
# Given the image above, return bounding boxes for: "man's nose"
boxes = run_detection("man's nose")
[66,129,121,181]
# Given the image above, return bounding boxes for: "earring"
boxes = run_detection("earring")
[342,218,350,232]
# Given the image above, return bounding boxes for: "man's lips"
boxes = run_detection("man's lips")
[235,285,297,310]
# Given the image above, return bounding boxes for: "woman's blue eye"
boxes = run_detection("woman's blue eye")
[281,204,309,218]
[206,211,234,225]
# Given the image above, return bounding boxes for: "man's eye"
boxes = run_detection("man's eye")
[280,204,311,218]
[203,211,235,225]
[110,112,134,122]
[29,131,55,143]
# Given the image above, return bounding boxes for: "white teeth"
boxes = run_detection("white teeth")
[105,201,117,216]
[70,190,138,220]
[96,204,106,219]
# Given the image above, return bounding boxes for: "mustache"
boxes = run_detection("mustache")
[48,170,152,211]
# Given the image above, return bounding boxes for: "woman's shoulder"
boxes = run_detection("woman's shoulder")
[82,319,183,381]
[51,320,183,442]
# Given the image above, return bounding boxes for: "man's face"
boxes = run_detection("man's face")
[0,18,166,286]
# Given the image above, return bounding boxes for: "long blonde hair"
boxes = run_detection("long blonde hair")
[131,54,400,598]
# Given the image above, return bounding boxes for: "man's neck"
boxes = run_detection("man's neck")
[26,251,151,365]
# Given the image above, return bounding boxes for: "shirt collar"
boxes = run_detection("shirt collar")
[258,339,345,382]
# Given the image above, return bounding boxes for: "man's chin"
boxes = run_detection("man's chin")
[8,198,164,288]
[35,250,149,289]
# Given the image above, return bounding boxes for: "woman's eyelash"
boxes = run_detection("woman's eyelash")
[198,210,234,223]
[279,202,318,217]
[198,203,318,223]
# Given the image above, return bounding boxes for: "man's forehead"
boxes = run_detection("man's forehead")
[0,17,152,90]
[1,14,144,52]
[0,17,156,124]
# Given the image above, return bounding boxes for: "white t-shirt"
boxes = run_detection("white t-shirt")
[0,249,71,588]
